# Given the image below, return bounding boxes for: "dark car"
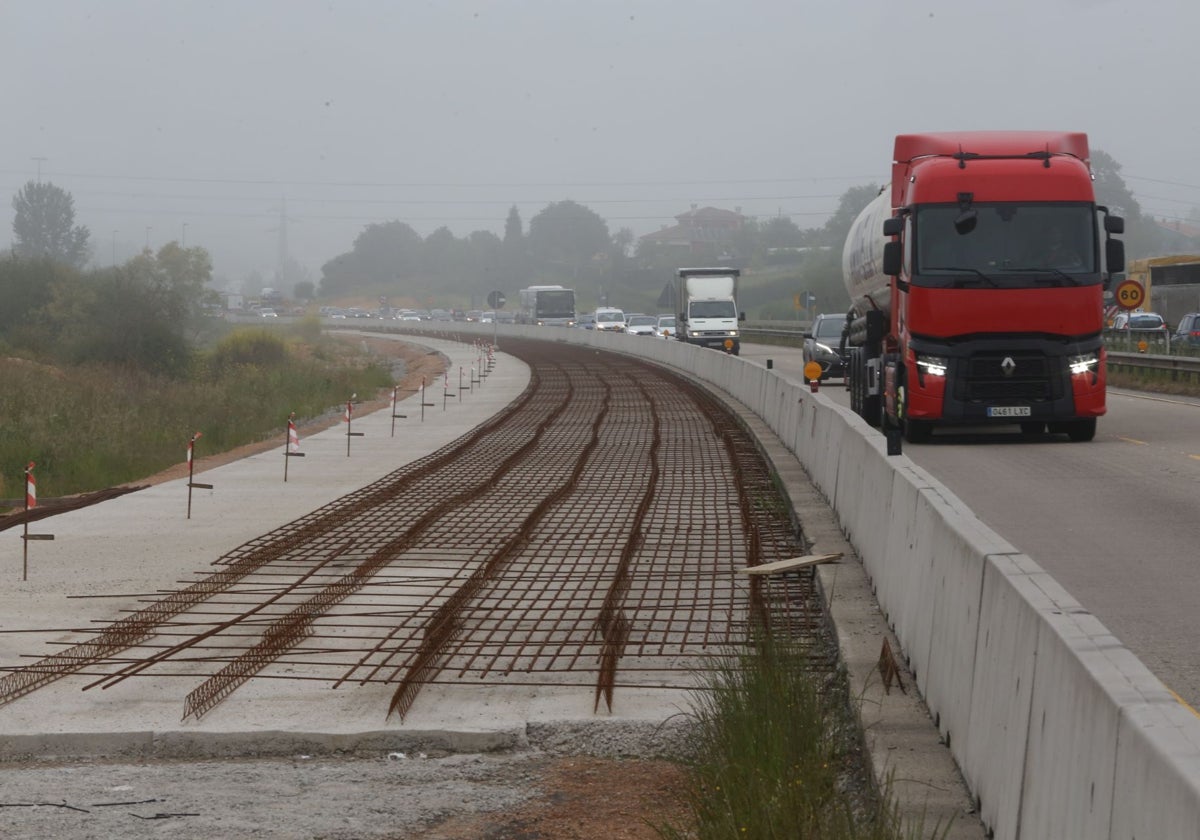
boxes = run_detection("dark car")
[1174,312,1200,347]
[802,313,848,380]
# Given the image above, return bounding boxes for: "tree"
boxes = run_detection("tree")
[527,200,610,277]
[1090,150,1142,223]
[1090,149,1160,259]
[503,205,523,246]
[11,181,91,268]
[500,205,529,287]
[422,226,467,281]
[293,280,315,301]
[320,220,423,296]
[760,216,805,249]
[0,254,65,352]
[55,269,193,375]
[820,184,881,246]
[610,227,635,260]
[468,230,503,293]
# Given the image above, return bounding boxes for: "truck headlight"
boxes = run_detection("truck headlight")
[1068,352,1098,375]
[915,354,948,377]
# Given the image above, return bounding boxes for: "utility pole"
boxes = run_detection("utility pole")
[267,197,294,291]
[182,222,188,247]
[112,230,118,266]
[31,157,46,182]
[145,226,152,250]
[276,197,289,284]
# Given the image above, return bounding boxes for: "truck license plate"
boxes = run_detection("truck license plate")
[987,406,1032,418]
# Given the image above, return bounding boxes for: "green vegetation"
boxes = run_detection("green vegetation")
[0,232,396,503]
[10,180,91,269]
[0,327,391,502]
[659,631,940,840]
[1109,366,1200,397]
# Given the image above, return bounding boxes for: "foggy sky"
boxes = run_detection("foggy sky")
[4,0,1197,289]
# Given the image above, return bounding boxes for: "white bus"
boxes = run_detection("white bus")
[517,285,576,326]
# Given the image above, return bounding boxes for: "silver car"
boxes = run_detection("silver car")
[625,314,658,336]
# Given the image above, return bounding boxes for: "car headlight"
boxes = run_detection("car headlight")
[915,354,948,377]
[1068,352,1098,375]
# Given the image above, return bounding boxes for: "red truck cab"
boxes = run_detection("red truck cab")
[842,131,1125,445]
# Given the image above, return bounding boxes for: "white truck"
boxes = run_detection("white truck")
[673,267,744,355]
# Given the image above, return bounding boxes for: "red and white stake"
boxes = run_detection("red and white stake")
[25,461,36,510]
[21,461,55,580]
[284,413,305,481]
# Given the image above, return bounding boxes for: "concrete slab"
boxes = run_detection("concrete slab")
[0,335,560,757]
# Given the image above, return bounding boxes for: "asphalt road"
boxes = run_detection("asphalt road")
[740,341,1200,710]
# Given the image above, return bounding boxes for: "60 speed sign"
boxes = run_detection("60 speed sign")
[1114,279,1145,311]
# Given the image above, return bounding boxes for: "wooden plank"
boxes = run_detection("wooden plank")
[740,553,842,576]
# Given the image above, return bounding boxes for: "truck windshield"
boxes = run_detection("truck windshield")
[915,202,1099,286]
[691,300,736,318]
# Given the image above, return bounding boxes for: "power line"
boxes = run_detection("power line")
[1131,192,1199,206]
[1123,173,1200,192]
[0,167,882,190]
[73,206,838,223]
[42,189,851,206]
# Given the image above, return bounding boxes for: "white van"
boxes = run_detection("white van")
[593,307,626,333]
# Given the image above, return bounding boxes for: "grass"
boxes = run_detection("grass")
[658,629,944,840]
[1109,367,1200,398]
[0,328,393,503]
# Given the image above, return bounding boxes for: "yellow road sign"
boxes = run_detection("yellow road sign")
[1115,279,1146,310]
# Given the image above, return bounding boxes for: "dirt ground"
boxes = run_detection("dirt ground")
[1,334,697,840]
[0,752,692,840]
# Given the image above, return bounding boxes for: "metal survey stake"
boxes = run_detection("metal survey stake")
[186,433,213,519]
[390,385,407,437]
[344,395,364,456]
[284,412,305,481]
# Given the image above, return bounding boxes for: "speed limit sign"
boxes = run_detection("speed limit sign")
[487,290,506,309]
[1114,279,1145,311]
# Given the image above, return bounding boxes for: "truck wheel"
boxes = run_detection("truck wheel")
[848,348,862,415]
[1065,418,1097,442]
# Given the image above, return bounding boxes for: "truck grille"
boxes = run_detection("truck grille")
[958,352,1060,402]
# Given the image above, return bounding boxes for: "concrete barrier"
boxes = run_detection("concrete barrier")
[398,321,1200,838]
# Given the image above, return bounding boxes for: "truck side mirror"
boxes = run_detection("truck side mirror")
[678,312,686,322]
[1104,214,1125,235]
[1106,239,1125,275]
[882,217,903,237]
[882,241,902,276]
[738,312,746,322]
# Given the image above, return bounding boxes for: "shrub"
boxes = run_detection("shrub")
[209,328,289,371]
